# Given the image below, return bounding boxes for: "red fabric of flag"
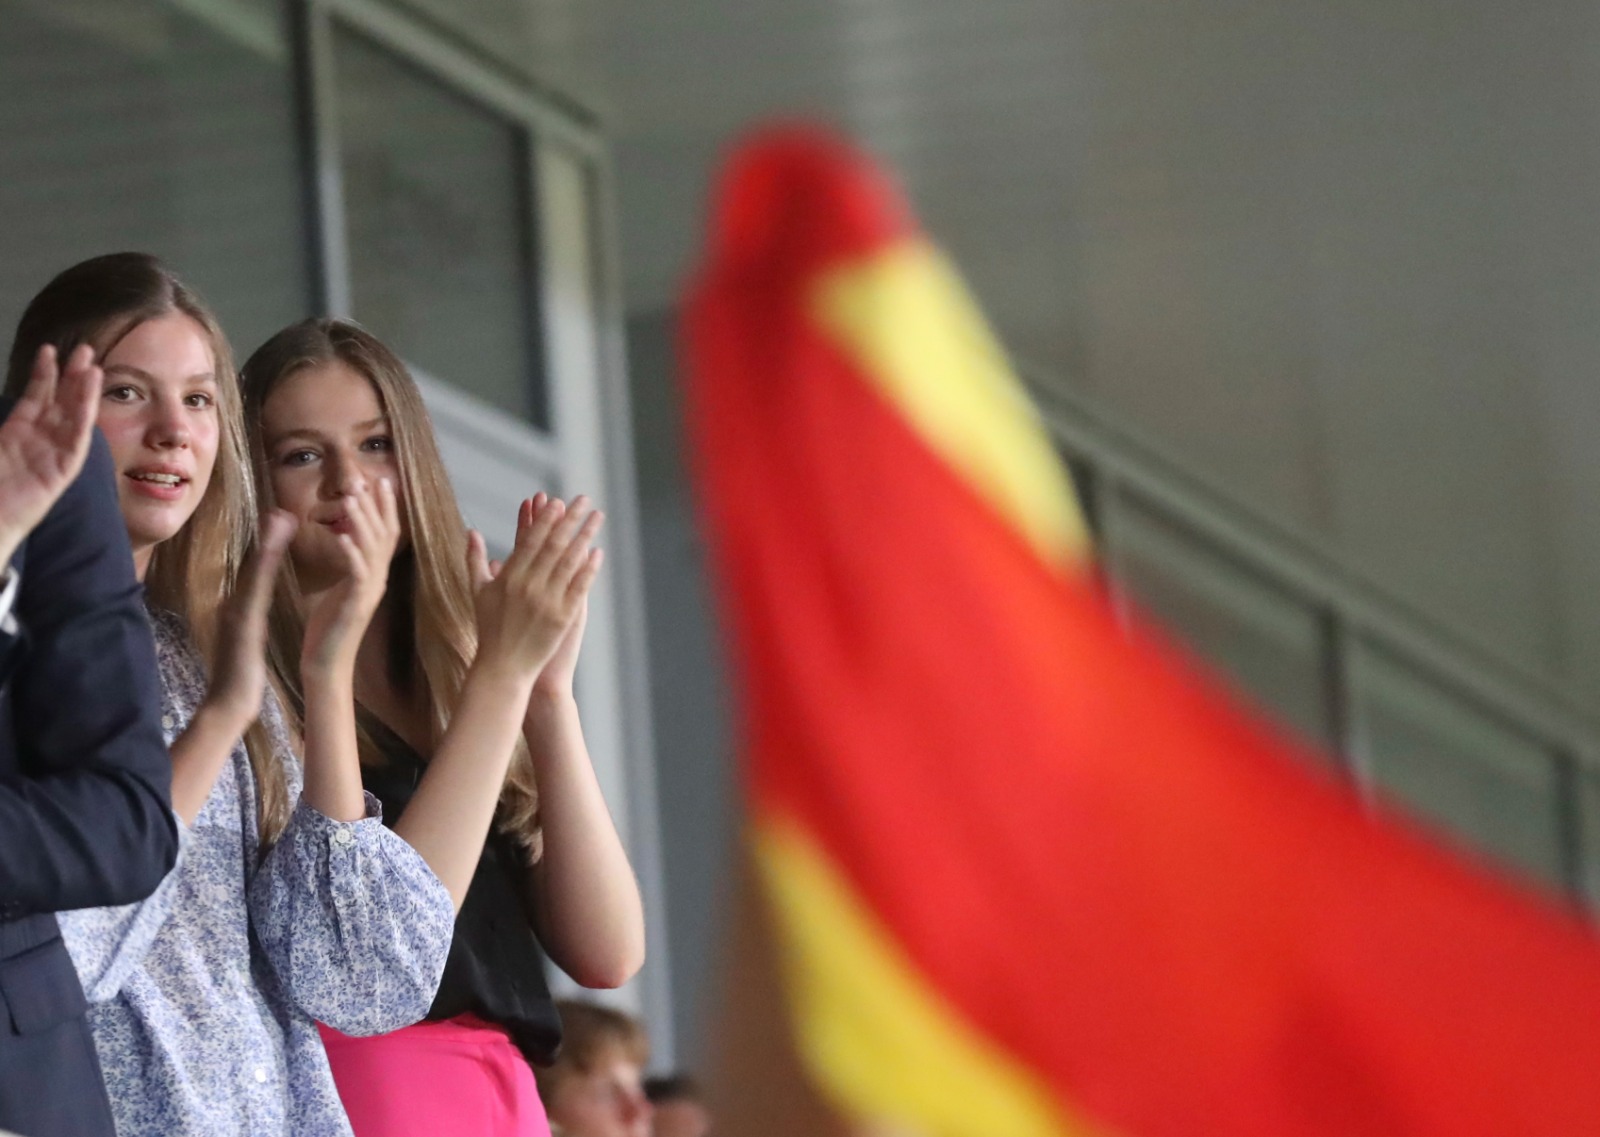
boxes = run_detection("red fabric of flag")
[683,123,1600,1137]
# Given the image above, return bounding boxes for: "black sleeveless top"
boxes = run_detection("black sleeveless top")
[360,716,563,1068]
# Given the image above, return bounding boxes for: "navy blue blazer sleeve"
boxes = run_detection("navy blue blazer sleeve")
[0,426,179,918]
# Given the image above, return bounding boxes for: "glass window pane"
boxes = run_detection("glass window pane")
[1355,646,1565,890]
[0,0,309,351]
[1114,500,1335,751]
[333,27,546,426]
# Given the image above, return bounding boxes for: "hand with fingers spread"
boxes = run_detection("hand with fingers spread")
[468,492,604,688]
[0,344,105,570]
[302,478,403,675]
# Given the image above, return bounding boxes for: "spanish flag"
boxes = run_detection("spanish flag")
[683,125,1600,1137]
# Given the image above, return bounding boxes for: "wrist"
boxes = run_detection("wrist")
[301,643,358,683]
[301,661,356,702]
[466,657,539,704]
[525,685,578,721]
[529,668,576,700]
[194,694,256,739]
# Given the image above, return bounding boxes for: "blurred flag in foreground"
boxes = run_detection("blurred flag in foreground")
[682,124,1600,1137]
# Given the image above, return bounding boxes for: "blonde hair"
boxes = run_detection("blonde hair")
[4,253,291,848]
[239,318,542,857]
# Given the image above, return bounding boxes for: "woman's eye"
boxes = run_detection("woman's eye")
[184,392,215,409]
[361,435,393,453]
[103,385,138,403]
[281,449,316,468]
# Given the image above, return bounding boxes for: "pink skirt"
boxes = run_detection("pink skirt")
[319,1016,552,1137]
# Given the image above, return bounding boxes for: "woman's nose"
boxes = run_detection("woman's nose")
[322,453,367,499]
[146,400,190,449]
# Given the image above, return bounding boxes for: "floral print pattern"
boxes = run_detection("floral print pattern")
[58,609,453,1136]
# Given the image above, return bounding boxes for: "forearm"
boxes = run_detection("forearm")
[299,661,369,823]
[524,689,645,988]
[169,703,253,825]
[392,663,533,908]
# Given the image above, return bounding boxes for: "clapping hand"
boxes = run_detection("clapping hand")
[204,511,297,728]
[301,478,402,674]
[467,493,604,687]
[0,345,104,570]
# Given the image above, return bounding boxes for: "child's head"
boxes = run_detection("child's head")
[240,318,541,851]
[643,1074,710,1137]
[539,1000,653,1137]
[5,252,253,634]
[240,318,456,592]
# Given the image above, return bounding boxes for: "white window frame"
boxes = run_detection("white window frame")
[296,0,674,1060]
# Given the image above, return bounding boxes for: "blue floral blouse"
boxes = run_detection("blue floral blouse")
[58,609,454,1137]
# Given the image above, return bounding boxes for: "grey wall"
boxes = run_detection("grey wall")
[625,309,735,1061]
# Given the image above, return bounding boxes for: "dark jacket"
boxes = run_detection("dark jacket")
[0,408,178,1136]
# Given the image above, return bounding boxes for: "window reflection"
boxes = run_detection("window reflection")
[0,0,308,348]
[333,26,546,426]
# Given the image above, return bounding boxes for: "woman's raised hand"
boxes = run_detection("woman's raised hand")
[0,345,103,571]
[204,510,296,727]
[302,478,402,674]
[467,493,603,686]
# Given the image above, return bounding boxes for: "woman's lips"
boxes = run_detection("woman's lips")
[124,470,189,502]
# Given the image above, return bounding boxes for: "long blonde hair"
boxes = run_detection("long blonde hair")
[3,252,291,847]
[239,318,542,857]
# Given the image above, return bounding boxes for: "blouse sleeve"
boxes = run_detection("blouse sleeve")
[57,817,190,1002]
[246,698,454,1036]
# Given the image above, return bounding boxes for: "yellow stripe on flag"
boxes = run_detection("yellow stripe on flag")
[752,813,1105,1137]
[811,240,1090,569]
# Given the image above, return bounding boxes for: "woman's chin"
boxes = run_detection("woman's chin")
[120,493,202,551]
[126,519,192,558]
